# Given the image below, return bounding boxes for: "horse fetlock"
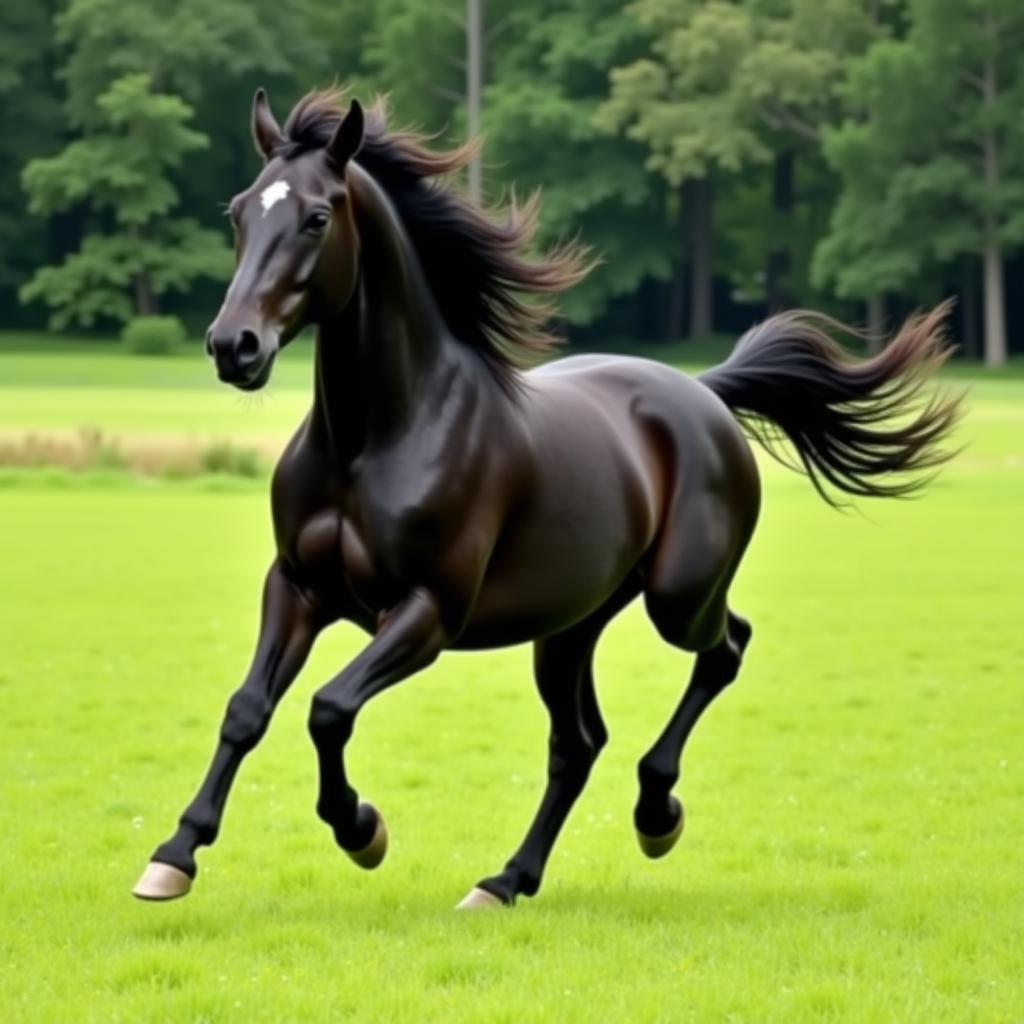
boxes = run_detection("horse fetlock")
[476,863,533,904]
[179,812,219,849]
[637,756,678,796]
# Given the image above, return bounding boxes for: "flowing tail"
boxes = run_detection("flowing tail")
[699,301,963,506]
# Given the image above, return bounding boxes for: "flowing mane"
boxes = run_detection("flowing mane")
[276,88,593,384]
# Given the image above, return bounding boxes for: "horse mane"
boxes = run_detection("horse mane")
[276,88,593,387]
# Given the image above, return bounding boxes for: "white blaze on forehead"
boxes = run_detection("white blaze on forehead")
[260,179,291,216]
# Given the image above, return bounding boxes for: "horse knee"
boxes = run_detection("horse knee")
[221,689,272,752]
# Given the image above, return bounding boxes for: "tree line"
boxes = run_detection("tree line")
[1,0,1021,364]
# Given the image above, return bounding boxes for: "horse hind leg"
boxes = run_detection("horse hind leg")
[634,606,752,857]
[636,490,756,856]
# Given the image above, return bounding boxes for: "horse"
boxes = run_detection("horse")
[133,88,961,908]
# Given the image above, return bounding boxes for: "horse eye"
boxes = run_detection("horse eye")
[303,211,330,235]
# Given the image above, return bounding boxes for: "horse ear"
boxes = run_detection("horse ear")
[252,88,284,161]
[327,99,365,171]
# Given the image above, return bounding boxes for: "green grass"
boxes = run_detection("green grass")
[0,347,1022,1022]
[2,332,1020,444]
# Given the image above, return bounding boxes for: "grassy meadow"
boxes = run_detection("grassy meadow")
[0,339,1022,1022]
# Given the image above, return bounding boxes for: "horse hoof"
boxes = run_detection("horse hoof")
[132,861,192,901]
[636,798,685,859]
[455,887,505,911]
[347,807,388,870]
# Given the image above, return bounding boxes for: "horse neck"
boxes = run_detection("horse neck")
[312,163,458,458]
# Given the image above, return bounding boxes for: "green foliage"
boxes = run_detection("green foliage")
[199,440,264,477]
[815,0,1024,297]
[55,0,324,129]
[363,0,464,134]
[602,0,767,184]
[4,0,1024,354]
[600,0,881,307]
[0,0,63,300]
[20,73,231,329]
[19,222,231,330]
[813,0,1024,363]
[121,315,187,354]
[483,0,675,324]
[23,73,208,225]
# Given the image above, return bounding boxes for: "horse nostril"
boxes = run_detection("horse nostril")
[204,331,215,358]
[237,329,261,364]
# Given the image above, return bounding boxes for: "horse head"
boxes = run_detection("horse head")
[205,89,364,390]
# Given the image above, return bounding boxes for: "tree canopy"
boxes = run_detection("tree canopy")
[2,0,1022,363]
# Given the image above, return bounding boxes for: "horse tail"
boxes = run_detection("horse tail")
[698,300,963,507]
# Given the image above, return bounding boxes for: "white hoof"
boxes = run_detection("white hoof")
[455,887,505,911]
[132,861,192,901]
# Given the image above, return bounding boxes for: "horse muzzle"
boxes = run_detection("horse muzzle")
[205,322,278,391]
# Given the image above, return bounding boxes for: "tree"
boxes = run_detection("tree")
[601,0,881,335]
[16,0,330,330]
[21,74,230,328]
[55,0,321,128]
[481,0,676,331]
[602,1,758,337]
[359,0,677,333]
[815,0,1024,366]
[0,0,63,313]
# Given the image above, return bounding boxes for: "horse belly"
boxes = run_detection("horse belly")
[454,460,655,649]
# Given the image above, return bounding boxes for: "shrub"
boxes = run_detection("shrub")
[199,441,264,478]
[120,315,187,355]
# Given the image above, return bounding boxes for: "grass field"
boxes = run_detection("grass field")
[0,344,1022,1022]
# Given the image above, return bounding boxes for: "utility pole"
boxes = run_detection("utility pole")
[466,0,484,202]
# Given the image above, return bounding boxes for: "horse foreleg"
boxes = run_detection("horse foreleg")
[307,587,448,868]
[459,623,605,908]
[133,561,320,900]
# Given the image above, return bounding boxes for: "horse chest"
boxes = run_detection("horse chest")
[283,428,489,621]
[291,500,427,619]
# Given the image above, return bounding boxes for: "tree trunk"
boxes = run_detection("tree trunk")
[664,184,687,340]
[866,294,885,354]
[466,0,484,203]
[766,151,794,312]
[981,18,1007,367]
[134,271,157,317]
[685,176,713,338]
[665,272,685,341]
[960,255,980,359]
[982,235,1007,367]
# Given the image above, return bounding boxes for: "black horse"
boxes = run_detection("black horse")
[134,89,960,908]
